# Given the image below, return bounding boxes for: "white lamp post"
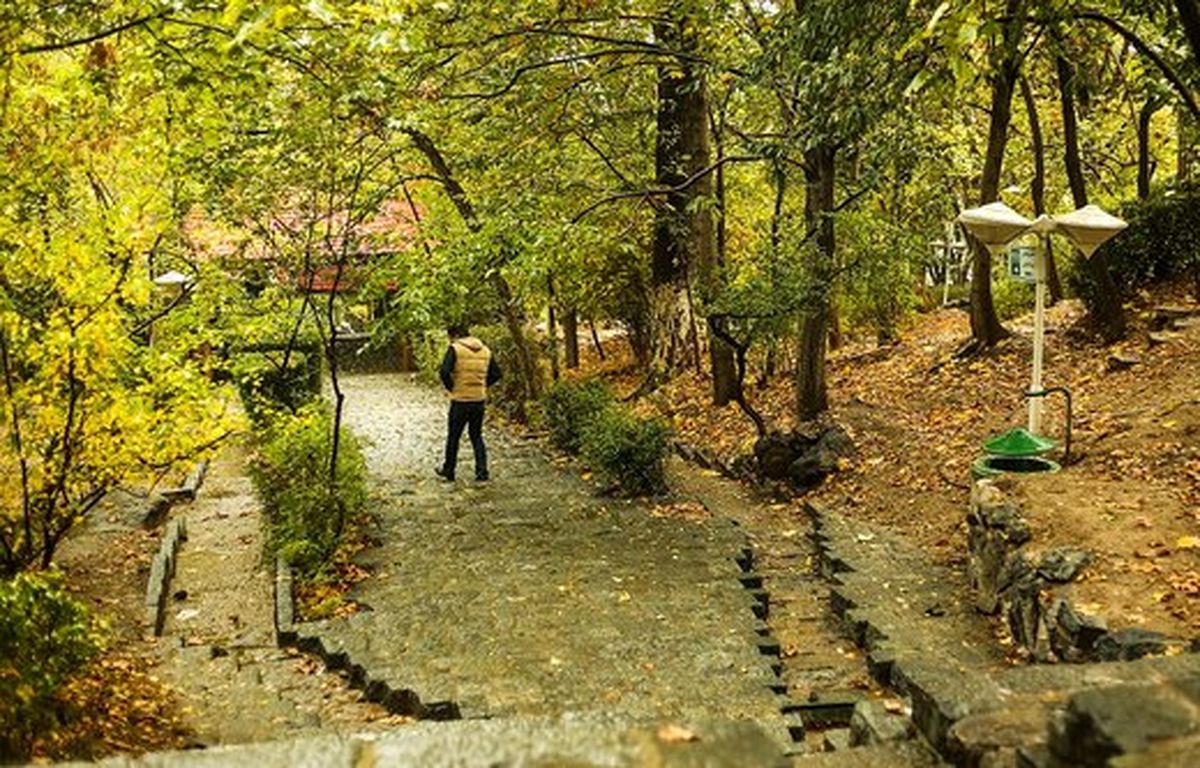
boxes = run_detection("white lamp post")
[956,203,1127,436]
[152,270,192,288]
[1025,215,1057,434]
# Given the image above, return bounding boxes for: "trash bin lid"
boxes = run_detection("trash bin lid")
[983,428,1056,456]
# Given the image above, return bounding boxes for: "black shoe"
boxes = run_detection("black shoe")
[475,473,489,482]
[435,466,454,482]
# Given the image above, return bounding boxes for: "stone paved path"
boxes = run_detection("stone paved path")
[157,444,403,746]
[295,374,790,744]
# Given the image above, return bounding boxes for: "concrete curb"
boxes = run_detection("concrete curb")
[144,515,188,636]
[142,459,210,527]
[273,556,296,646]
[161,458,210,503]
[803,501,990,757]
[141,458,208,635]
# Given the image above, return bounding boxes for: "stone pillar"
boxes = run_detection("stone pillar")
[966,480,1031,615]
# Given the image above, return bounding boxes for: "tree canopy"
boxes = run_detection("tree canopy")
[3,0,1200,569]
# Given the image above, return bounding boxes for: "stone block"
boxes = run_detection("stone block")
[184,459,208,495]
[1091,628,1167,662]
[1037,548,1090,583]
[822,728,851,752]
[141,493,173,529]
[968,482,1033,615]
[1003,562,1047,659]
[1049,599,1107,662]
[946,704,1051,766]
[1108,735,1200,767]
[1049,680,1200,766]
[849,700,912,746]
[146,554,166,607]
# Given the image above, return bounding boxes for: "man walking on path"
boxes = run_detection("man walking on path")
[436,325,501,482]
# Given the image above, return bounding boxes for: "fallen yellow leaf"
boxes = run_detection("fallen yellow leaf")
[657,724,699,743]
[1177,536,1200,550]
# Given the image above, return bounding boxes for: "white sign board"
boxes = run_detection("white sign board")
[1007,245,1036,283]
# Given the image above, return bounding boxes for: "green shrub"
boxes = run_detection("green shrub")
[249,404,367,577]
[0,571,105,761]
[544,378,615,454]
[839,210,923,341]
[232,343,323,427]
[1071,187,1200,306]
[581,406,671,496]
[992,273,1035,322]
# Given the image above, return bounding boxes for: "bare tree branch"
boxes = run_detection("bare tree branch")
[572,155,762,223]
[1073,10,1200,118]
[17,10,168,55]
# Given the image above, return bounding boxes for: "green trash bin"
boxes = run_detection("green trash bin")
[972,428,1061,479]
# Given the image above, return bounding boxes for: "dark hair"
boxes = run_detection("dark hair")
[447,323,470,338]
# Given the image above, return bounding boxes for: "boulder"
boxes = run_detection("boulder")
[1092,628,1168,662]
[756,424,854,487]
[1050,599,1108,662]
[1037,547,1091,583]
[755,433,795,481]
[1106,353,1141,372]
[788,444,839,488]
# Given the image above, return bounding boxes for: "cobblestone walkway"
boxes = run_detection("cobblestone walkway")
[295,374,790,744]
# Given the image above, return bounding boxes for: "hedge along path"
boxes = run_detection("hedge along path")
[300,374,792,743]
[152,440,402,747]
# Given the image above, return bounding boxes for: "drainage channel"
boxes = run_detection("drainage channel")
[733,549,801,745]
[734,542,870,753]
[672,450,881,755]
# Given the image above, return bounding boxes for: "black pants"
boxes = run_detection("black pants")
[442,400,488,480]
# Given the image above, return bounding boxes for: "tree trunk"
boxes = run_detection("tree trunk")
[546,274,559,382]
[563,308,580,369]
[710,102,737,405]
[1057,58,1089,206]
[650,17,731,401]
[796,144,835,422]
[1179,108,1197,183]
[969,7,1021,348]
[1138,98,1160,199]
[650,20,694,379]
[491,271,542,406]
[1175,0,1200,69]
[589,318,606,361]
[1057,55,1126,342]
[1019,75,1063,303]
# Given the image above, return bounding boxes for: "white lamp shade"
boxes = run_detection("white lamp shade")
[153,270,191,287]
[957,202,1034,254]
[1052,205,1128,257]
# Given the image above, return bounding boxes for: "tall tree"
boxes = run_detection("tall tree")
[756,0,917,420]
[1055,50,1127,340]
[968,0,1026,349]
[1018,75,1064,303]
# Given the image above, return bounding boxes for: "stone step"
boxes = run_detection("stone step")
[790,741,942,766]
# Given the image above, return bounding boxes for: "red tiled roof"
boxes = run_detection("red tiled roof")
[182,198,425,293]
